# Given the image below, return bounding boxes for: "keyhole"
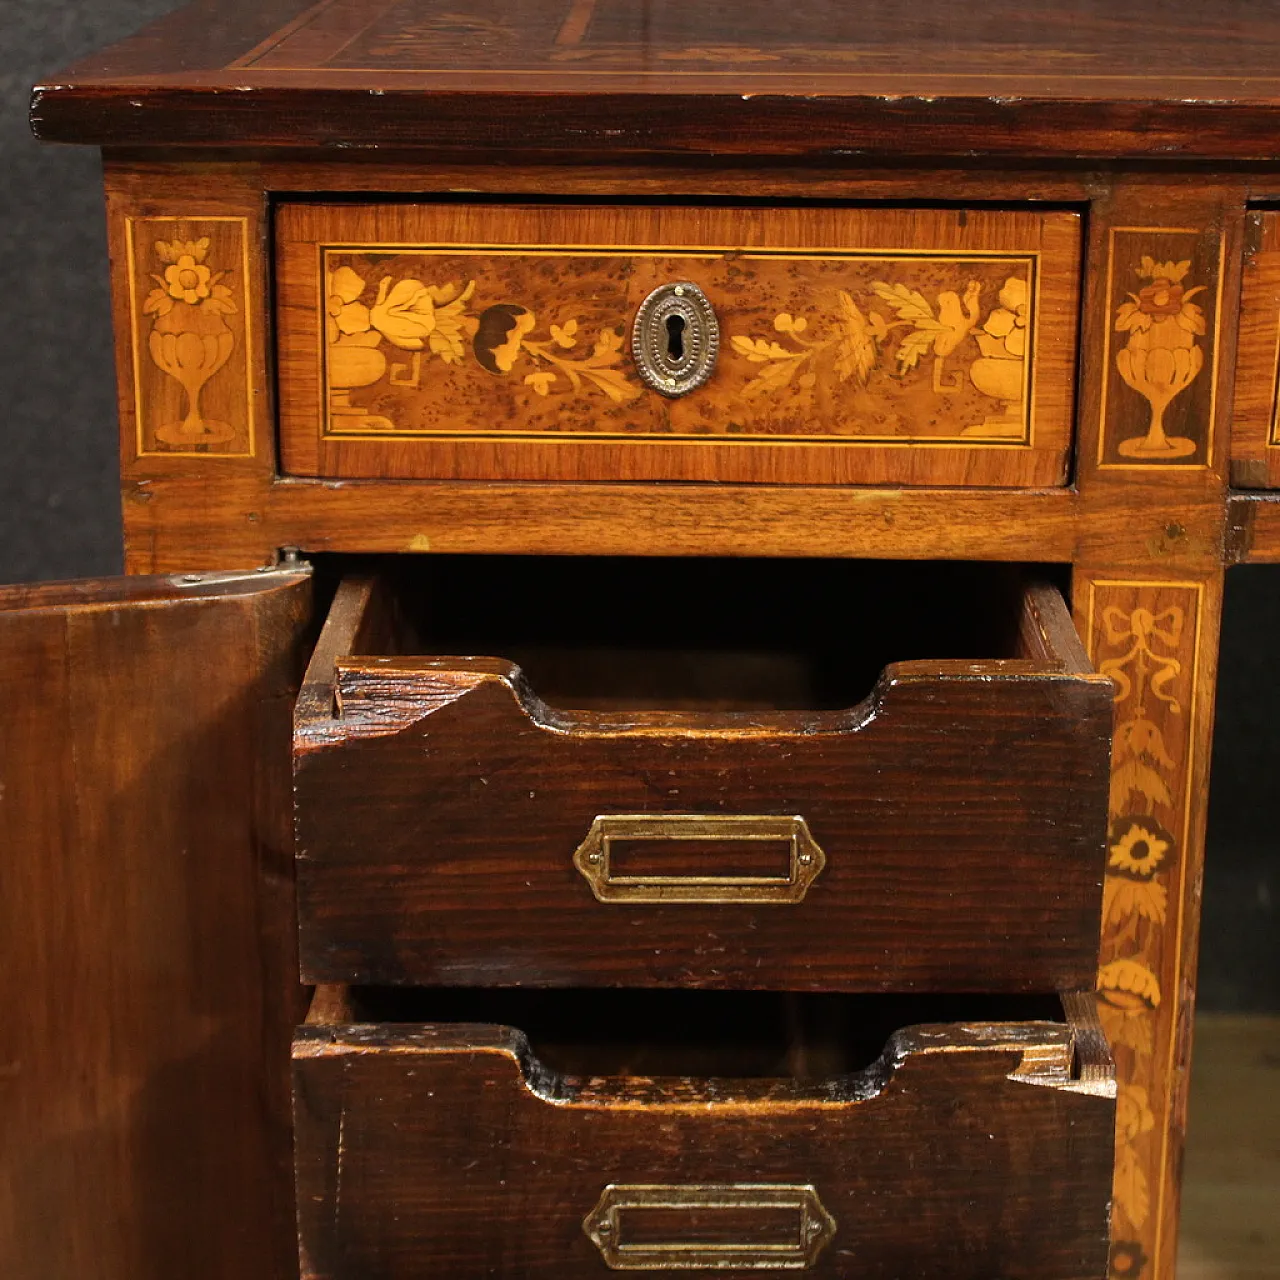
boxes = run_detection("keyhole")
[665,314,686,362]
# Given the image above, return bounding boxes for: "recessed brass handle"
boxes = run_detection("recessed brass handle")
[632,281,719,397]
[572,814,825,904]
[583,1184,837,1271]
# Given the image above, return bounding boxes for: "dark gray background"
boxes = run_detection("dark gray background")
[2,0,1275,1008]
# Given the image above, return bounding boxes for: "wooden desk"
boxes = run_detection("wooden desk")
[11,2,1280,1277]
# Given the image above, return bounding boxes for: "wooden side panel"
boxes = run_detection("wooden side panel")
[1231,210,1280,487]
[277,202,1080,486]
[104,164,278,575]
[1073,175,1238,1280]
[295,659,1114,992]
[0,571,312,1280]
[1079,575,1223,1280]
[292,1020,1115,1280]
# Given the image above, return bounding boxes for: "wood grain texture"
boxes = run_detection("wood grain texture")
[1230,210,1280,488]
[277,202,1079,486]
[291,990,1115,1280]
[294,574,1113,991]
[0,569,312,1280]
[31,0,1280,161]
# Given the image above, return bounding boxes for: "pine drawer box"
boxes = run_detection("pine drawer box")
[294,568,1113,992]
[22,2,1276,1280]
[291,986,1114,1280]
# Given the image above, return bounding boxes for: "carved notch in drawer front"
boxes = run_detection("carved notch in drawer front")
[293,558,1114,992]
[276,203,1081,486]
[292,986,1115,1280]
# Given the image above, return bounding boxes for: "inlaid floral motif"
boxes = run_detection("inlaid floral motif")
[729,272,1032,437]
[322,259,640,431]
[1089,583,1202,1279]
[729,293,887,398]
[472,306,639,404]
[304,245,1059,448]
[141,237,239,444]
[1114,257,1206,459]
[326,266,476,431]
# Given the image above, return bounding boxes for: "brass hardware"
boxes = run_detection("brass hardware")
[572,815,825,904]
[583,1184,836,1271]
[632,281,720,397]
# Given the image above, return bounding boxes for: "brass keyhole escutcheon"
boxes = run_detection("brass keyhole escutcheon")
[632,281,719,397]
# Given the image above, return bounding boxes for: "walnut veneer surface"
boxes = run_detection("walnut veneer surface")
[14,2,1280,1279]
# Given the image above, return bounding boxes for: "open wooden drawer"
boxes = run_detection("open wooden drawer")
[293,985,1114,1279]
[294,559,1114,992]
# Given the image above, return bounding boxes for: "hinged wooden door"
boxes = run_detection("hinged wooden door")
[0,569,312,1280]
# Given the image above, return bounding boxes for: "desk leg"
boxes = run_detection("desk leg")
[1075,571,1224,1280]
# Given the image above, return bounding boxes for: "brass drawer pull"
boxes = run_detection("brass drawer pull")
[632,281,720,397]
[583,1184,836,1271]
[572,814,825,904]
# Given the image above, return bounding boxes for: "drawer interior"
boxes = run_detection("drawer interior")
[305,985,1098,1090]
[304,555,1085,715]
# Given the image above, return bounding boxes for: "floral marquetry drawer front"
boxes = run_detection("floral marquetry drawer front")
[276,204,1081,486]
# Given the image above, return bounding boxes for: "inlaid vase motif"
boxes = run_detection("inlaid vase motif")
[142,237,238,444]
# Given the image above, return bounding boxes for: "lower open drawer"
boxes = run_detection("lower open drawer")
[293,987,1114,1278]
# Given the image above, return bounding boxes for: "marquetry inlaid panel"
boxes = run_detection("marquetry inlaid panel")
[276,203,1080,485]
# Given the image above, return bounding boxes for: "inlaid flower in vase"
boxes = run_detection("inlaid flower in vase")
[143,238,238,444]
[964,276,1028,437]
[1114,257,1206,459]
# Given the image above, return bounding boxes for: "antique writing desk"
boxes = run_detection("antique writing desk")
[12,2,1280,1278]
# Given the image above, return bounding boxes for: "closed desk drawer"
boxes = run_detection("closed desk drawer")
[276,202,1081,486]
[292,987,1114,1280]
[293,560,1112,991]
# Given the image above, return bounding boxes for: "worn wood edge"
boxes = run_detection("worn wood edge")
[294,574,380,729]
[1060,991,1119,1099]
[33,86,1280,164]
[291,1010,1078,1110]
[302,984,355,1027]
[295,652,1111,749]
[0,566,309,611]
[1019,579,1096,674]
[1225,490,1280,561]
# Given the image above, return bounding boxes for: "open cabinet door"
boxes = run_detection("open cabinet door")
[0,568,313,1280]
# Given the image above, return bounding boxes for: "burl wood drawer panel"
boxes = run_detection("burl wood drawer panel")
[276,203,1081,486]
[293,988,1114,1280]
[293,566,1113,991]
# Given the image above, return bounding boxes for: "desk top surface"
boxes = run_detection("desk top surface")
[31,0,1280,160]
